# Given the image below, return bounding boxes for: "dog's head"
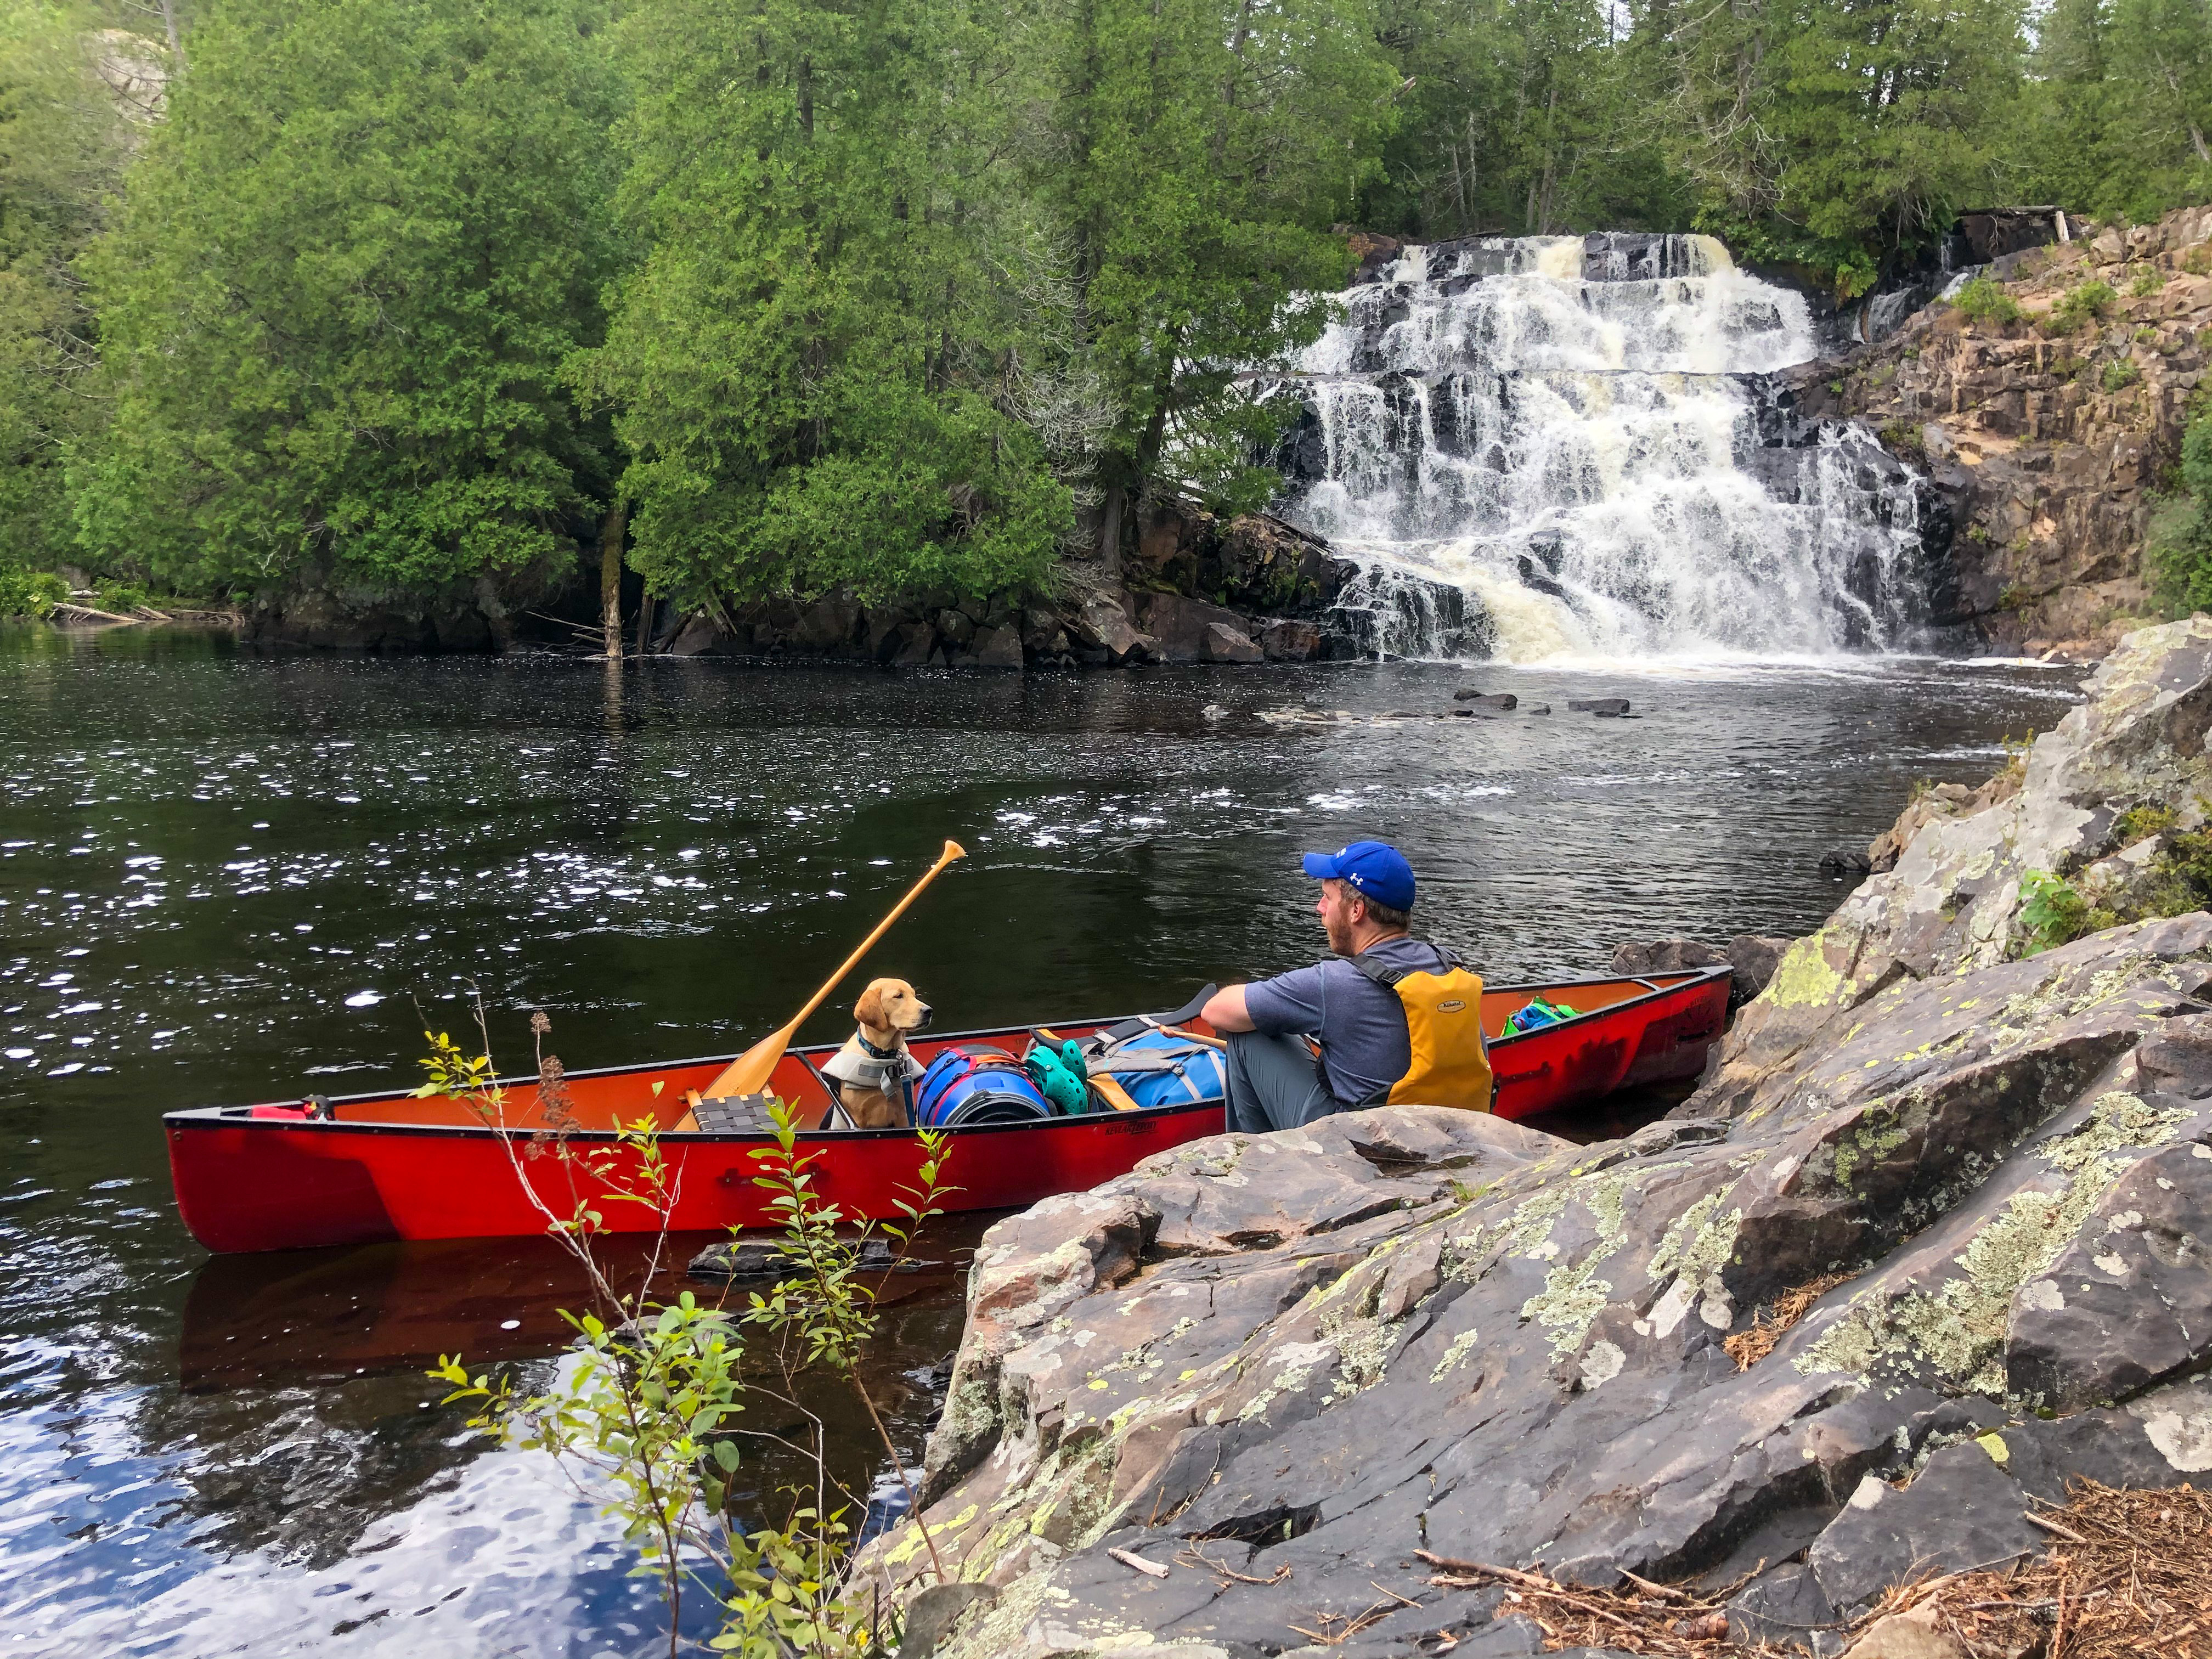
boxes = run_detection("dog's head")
[854,977,932,1039]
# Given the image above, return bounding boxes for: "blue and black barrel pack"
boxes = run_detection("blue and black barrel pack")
[912,1044,1055,1127]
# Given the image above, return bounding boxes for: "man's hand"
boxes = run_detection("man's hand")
[1200,984,1253,1033]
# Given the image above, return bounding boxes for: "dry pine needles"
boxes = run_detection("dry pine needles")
[1724,1271,1853,1371]
[1879,1479,2212,1659]
[1412,1480,2211,1656]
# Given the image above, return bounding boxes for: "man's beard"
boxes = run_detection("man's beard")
[1323,911,1355,955]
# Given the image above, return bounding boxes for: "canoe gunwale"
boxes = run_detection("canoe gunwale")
[159,965,1733,1142]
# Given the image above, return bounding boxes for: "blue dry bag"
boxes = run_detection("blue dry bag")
[913,1045,1054,1127]
[1090,1029,1226,1108]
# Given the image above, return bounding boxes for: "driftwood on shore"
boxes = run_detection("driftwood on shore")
[46,600,241,628]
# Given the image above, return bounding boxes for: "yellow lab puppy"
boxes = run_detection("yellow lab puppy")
[819,977,932,1128]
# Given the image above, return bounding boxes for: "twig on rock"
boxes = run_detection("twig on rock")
[1172,1545,1290,1587]
[1106,1546,1169,1578]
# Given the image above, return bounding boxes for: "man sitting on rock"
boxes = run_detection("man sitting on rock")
[1201,840,1489,1132]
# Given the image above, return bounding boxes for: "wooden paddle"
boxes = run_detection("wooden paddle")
[700,839,968,1102]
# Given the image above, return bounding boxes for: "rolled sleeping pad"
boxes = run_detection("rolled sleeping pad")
[913,1044,1054,1127]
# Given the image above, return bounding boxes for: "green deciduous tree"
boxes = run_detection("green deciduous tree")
[1014,0,1398,574]
[75,0,621,598]
[572,0,1070,610]
[0,1,143,572]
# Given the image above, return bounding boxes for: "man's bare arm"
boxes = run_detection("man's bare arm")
[1200,984,1254,1032]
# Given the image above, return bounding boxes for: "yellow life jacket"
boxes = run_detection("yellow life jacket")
[1347,946,1494,1113]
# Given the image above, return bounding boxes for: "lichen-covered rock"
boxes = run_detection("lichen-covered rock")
[858,924,2212,1658]
[1705,616,2212,1105]
[854,617,2212,1659]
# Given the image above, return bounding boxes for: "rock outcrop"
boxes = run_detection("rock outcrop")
[240,571,521,652]
[853,617,2212,1659]
[658,506,1379,670]
[1829,205,2212,659]
[1719,616,2212,1107]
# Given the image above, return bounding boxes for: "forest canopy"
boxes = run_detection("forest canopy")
[0,0,2207,616]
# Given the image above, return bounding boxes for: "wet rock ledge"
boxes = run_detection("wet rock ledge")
[853,617,2212,1659]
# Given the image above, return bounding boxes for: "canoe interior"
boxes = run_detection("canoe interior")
[232,969,1721,1132]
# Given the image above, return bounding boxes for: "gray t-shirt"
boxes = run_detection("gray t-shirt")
[1242,938,1465,1107]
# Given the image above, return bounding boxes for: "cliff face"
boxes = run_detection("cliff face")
[1830,205,2212,659]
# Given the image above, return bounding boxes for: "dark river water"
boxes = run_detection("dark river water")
[0,625,2085,1655]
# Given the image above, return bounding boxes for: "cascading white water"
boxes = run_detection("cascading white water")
[1276,233,1932,663]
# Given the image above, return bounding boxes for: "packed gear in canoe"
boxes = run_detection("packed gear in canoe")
[162,966,1732,1251]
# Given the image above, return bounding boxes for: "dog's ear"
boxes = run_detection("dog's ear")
[854,981,887,1029]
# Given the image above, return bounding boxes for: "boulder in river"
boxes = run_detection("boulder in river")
[1611,935,1791,1010]
[850,617,2212,1659]
[1567,697,1631,716]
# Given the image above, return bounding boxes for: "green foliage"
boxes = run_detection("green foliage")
[1020,0,1398,549]
[2187,246,2212,278]
[1878,420,1926,458]
[2148,408,2212,615]
[0,567,68,617]
[0,1,136,572]
[2101,358,2142,392]
[2130,269,2168,297]
[1362,0,1680,237]
[75,0,622,597]
[2018,869,2094,954]
[573,0,1071,608]
[2016,0,2212,222]
[1647,0,2029,293]
[1952,275,2022,325]
[421,1007,953,1655]
[2045,279,2118,336]
[2115,803,2176,846]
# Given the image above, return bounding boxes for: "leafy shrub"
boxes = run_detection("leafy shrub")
[2148,410,2212,616]
[2019,870,2092,954]
[2115,803,2176,846]
[2185,246,2212,278]
[93,580,151,614]
[1878,420,1925,458]
[2130,269,2166,298]
[1952,275,2021,325]
[2045,279,2118,336]
[0,570,70,618]
[2101,359,2142,392]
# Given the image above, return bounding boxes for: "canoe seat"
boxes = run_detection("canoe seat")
[687,1091,782,1135]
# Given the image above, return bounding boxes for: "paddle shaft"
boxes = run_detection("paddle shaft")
[702,839,968,1100]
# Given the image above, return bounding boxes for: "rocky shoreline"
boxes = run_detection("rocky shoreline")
[851,616,2212,1659]
[234,506,1440,668]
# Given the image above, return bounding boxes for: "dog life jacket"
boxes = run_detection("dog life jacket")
[1345,945,1494,1113]
[820,1036,924,1118]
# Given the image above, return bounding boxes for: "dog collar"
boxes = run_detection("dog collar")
[857,1031,902,1059]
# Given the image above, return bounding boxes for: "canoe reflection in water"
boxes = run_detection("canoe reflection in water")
[177,1223,989,1530]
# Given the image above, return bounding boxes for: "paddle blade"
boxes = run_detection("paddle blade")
[944,839,967,861]
[703,1020,797,1101]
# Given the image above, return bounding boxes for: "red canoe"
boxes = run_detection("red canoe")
[164,966,1731,1253]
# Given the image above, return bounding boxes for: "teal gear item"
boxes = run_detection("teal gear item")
[1025,1039,1093,1115]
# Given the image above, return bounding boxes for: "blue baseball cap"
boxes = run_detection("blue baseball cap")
[1301,840,1416,912]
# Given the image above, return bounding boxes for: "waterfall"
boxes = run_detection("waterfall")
[1274,233,1933,663]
